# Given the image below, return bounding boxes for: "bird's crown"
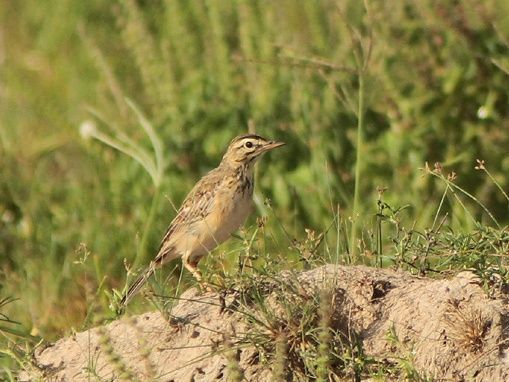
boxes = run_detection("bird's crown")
[221,134,284,165]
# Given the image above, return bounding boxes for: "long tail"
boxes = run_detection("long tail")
[120,265,156,306]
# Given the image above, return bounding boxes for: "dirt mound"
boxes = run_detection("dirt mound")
[20,265,509,381]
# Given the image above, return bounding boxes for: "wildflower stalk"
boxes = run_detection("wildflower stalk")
[97,327,139,381]
[475,159,509,204]
[225,338,243,382]
[350,71,366,260]
[273,333,288,381]
[316,288,332,381]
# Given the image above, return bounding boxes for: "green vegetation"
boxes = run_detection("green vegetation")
[2,0,509,378]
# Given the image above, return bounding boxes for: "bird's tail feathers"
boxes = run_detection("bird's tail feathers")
[120,265,156,306]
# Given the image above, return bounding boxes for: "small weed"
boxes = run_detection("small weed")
[272,333,289,381]
[97,326,139,381]
[127,317,157,380]
[385,325,433,382]
[223,335,244,382]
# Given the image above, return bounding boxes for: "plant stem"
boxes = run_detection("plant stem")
[133,186,162,270]
[350,72,366,261]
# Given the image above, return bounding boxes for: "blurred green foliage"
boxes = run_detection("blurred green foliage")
[1,0,509,343]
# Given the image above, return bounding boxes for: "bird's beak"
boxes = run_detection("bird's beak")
[262,140,285,152]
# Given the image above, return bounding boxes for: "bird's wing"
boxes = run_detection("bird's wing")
[120,168,225,306]
[152,168,224,264]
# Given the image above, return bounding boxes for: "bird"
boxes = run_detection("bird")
[120,133,285,306]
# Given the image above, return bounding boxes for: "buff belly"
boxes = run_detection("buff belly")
[181,190,253,262]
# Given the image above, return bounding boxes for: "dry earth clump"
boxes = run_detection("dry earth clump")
[20,265,509,381]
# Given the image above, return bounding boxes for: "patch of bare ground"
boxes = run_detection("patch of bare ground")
[20,265,509,381]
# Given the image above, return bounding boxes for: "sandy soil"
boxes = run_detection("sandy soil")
[19,265,509,381]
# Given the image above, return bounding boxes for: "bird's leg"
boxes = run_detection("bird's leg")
[182,253,203,282]
[182,253,214,292]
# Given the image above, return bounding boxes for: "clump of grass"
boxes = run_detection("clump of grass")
[0,343,44,382]
[0,297,42,380]
[444,299,490,353]
[218,263,380,380]
[0,298,27,341]
[84,97,167,273]
[364,160,509,289]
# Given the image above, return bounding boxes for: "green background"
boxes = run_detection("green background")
[1,0,509,343]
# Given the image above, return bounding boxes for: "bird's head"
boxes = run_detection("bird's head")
[221,134,285,167]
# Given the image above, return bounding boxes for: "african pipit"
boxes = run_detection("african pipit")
[120,134,284,306]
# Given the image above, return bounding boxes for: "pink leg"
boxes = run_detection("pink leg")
[182,252,203,282]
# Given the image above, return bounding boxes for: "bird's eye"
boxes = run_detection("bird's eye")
[244,141,253,149]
